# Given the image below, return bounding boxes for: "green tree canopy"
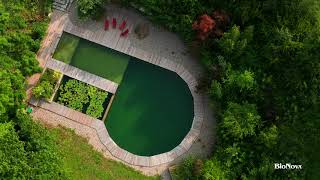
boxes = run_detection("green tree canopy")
[222,102,261,139]
[77,0,107,20]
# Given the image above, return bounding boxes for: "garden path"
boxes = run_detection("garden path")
[27,11,68,99]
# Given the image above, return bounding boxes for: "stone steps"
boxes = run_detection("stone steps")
[53,5,66,12]
[53,0,72,12]
[54,0,68,5]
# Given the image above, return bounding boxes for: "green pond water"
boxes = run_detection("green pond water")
[106,59,194,156]
[54,33,130,84]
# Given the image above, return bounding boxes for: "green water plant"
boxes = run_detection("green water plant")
[86,86,108,118]
[58,79,89,111]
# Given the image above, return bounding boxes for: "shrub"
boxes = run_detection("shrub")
[31,22,48,40]
[172,157,196,179]
[0,122,28,178]
[192,14,215,40]
[20,50,42,76]
[32,81,54,99]
[77,0,107,20]
[0,112,67,179]
[32,69,59,100]
[215,25,253,66]
[192,11,230,41]
[222,102,261,139]
[172,157,206,179]
[209,80,223,100]
[201,158,228,180]
[225,70,256,92]
[257,125,278,149]
[14,111,67,178]
[121,0,203,40]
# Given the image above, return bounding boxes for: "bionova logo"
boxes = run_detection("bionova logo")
[274,163,302,170]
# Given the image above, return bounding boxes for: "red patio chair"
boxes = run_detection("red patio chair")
[120,29,129,37]
[119,20,127,31]
[112,18,117,29]
[104,19,109,30]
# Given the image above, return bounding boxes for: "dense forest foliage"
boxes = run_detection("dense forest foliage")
[0,0,67,178]
[1,0,319,179]
[121,0,320,179]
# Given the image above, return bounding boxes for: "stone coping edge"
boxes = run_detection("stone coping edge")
[46,20,205,166]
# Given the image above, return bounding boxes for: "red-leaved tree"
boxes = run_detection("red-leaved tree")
[192,14,216,40]
[192,11,230,40]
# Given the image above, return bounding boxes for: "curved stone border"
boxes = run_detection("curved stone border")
[39,9,205,167]
[33,84,203,167]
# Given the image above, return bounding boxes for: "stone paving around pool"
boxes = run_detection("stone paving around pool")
[29,2,215,176]
[32,99,200,167]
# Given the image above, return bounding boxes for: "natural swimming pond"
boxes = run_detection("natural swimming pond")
[53,32,194,156]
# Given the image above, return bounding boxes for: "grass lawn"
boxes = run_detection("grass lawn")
[51,127,159,180]
[70,39,129,84]
[53,32,80,64]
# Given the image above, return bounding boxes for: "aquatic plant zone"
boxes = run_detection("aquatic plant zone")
[106,59,194,156]
[56,78,109,119]
[32,69,62,100]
